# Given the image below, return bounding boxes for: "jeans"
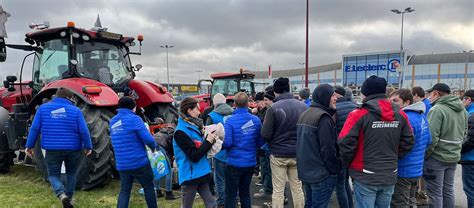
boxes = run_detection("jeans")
[353,180,395,208]
[336,168,353,208]
[153,169,172,191]
[391,177,418,208]
[118,165,157,208]
[214,159,226,206]
[181,182,216,208]
[270,155,305,208]
[423,157,456,208]
[462,164,474,208]
[260,150,273,194]
[304,175,337,208]
[224,165,254,208]
[45,150,82,198]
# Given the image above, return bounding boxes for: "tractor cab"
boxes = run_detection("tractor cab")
[5,22,143,94]
[194,69,256,112]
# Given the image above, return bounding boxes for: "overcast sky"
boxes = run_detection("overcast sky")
[0,0,473,84]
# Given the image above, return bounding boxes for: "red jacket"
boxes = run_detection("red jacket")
[337,94,414,186]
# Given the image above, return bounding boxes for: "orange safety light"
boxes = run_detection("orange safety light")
[67,21,75,28]
[137,34,144,41]
[82,86,102,94]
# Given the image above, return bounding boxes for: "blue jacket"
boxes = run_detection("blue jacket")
[173,117,212,185]
[304,99,311,107]
[398,102,431,178]
[423,98,432,117]
[110,109,156,171]
[208,104,233,162]
[461,106,474,162]
[224,108,265,167]
[26,98,92,151]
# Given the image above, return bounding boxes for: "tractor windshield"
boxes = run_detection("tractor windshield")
[34,39,69,85]
[76,41,132,86]
[33,39,133,87]
[211,78,253,97]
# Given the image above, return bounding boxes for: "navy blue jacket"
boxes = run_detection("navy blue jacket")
[336,98,357,134]
[224,108,265,167]
[110,109,156,171]
[398,102,431,178]
[261,93,308,158]
[26,98,92,151]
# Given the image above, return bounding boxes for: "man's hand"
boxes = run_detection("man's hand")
[85,149,92,157]
[25,148,34,157]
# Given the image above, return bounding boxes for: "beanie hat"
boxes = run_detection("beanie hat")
[334,85,346,97]
[213,93,226,105]
[273,77,290,94]
[255,92,265,101]
[299,88,310,100]
[312,84,335,108]
[361,75,387,96]
[465,89,474,100]
[264,90,275,101]
[265,85,274,92]
[118,96,136,110]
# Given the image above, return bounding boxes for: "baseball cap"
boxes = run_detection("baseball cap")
[427,83,450,94]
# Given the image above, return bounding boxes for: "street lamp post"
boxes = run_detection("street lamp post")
[160,44,174,90]
[299,62,305,89]
[195,69,203,82]
[305,0,309,87]
[463,50,473,90]
[391,7,415,88]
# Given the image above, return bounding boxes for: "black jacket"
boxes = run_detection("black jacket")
[297,103,340,183]
[337,94,414,186]
[261,92,308,158]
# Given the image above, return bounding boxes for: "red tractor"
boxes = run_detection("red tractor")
[193,69,256,112]
[0,21,178,190]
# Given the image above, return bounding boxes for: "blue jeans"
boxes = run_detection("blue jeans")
[303,175,337,208]
[214,159,226,206]
[225,165,254,208]
[154,169,172,192]
[118,165,157,208]
[462,164,474,207]
[45,150,81,198]
[260,150,273,194]
[336,168,353,208]
[353,180,394,208]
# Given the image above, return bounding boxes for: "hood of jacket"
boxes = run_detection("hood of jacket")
[214,103,234,116]
[433,95,465,113]
[403,101,426,113]
[362,93,396,121]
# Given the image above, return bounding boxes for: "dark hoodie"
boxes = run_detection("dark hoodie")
[296,84,340,183]
[337,93,414,186]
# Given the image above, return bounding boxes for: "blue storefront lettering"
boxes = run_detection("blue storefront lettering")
[344,60,398,73]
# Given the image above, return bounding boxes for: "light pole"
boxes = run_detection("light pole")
[463,50,473,90]
[160,44,174,90]
[391,7,414,88]
[195,69,203,82]
[299,62,305,89]
[305,0,309,87]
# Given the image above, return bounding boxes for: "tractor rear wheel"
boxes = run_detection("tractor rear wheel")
[33,101,115,190]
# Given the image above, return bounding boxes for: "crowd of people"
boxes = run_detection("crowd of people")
[24,74,474,208]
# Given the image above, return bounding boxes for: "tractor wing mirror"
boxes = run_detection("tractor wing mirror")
[6,76,17,82]
[134,64,143,71]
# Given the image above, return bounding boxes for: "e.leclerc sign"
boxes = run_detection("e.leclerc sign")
[345,59,400,72]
